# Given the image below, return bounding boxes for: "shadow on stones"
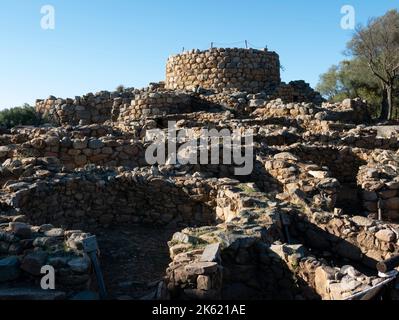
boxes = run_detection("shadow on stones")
[288,216,378,277]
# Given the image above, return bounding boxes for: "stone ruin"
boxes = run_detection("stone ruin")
[1,47,399,300]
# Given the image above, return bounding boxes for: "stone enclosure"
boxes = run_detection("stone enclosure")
[0,47,399,300]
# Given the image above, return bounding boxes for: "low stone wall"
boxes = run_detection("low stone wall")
[289,209,399,269]
[357,150,399,221]
[36,91,135,126]
[0,220,93,297]
[116,90,194,124]
[303,127,399,150]
[251,99,371,125]
[277,249,388,300]
[18,136,145,171]
[164,179,391,300]
[165,181,303,300]
[279,144,368,184]
[0,125,145,171]
[166,48,281,93]
[263,152,340,211]
[271,81,324,105]
[3,169,217,230]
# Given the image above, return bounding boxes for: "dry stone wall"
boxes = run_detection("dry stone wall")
[36,91,136,126]
[166,48,281,93]
[3,169,218,230]
[271,81,324,105]
[116,90,194,124]
[357,150,399,221]
[0,220,93,297]
[0,125,145,171]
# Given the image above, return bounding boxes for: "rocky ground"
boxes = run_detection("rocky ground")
[96,225,177,299]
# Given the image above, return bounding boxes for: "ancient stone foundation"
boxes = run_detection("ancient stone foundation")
[3,48,399,300]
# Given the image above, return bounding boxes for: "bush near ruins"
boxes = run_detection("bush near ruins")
[0,104,43,129]
[116,85,125,93]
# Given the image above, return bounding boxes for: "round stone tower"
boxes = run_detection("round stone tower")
[166,48,281,93]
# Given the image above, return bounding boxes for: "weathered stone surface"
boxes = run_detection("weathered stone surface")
[197,275,212,291]
[274,152,298,161]
[375,229,396,243]
[200,243,221,263]
[172,232,198,245]
[73,139,88,150]
[21,251,48,276]
[88,139,104,149]
[44,228,64,237]
[9,222,32,239]
[0,256,20,282]
[309,171,329,179]
[314,266,335,299]
[351,216,374,227]
[67,257,91,274]
[184,262,218,275]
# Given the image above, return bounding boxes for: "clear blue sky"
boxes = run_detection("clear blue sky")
[0,0,397,109]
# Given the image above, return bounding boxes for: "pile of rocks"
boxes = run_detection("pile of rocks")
[271,80,324,105]
[358,150,399,220]
[264,152,340,211]
[0,220,93,297]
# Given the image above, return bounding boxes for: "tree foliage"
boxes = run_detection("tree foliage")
[317,9,399,120]
[348,9,399,120]
[316,59,382,117]
[0,104,43,129]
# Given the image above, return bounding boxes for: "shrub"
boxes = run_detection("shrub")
[116,85,125,93]
[0,104,42,129]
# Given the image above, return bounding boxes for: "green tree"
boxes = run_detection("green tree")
[317,9,399,120]
[0,104,42,129]
[347,9,399,120]
[316,58,382,117]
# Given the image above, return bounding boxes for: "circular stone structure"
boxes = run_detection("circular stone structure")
[166,48,281,93]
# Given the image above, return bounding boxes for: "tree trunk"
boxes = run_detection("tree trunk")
[387,84,394,120]
[380,87,389,120]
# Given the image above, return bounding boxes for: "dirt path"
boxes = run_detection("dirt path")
[95,225,177,299]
